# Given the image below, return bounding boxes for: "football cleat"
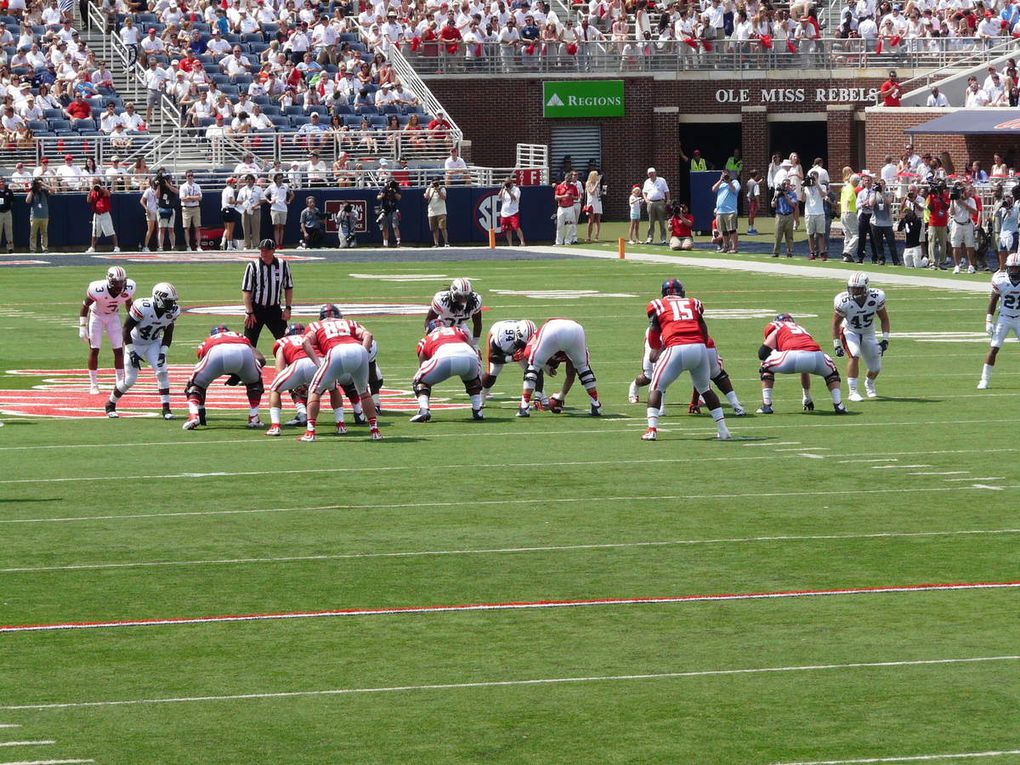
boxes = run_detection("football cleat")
[162,408,174,420]
[352,411,367,425]
[198,407,207,426]
[472,408,485,421]
[628,394,639,404]
[516,407,530,418]
[409,410,432,423]
[89,384,101,395]
[865,382,877,398]
[298,431,317,442]
[641,428,657,441]
[756,404,773,414]
[182,416,200,430]
[370,427,383,440]
[833,403,848,414]
[105,401,118,418]
[590,402,602,416]
[717,427,732,440]
[848,391,864,402]
[285,415,307,427]
[803,398,815,412]
[247,415,263,428]
[977,379,989,390]
[732,406,746,417]
[335,422,348,435]
[265,424,282,436]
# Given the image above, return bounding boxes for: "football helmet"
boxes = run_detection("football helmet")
[847,272,869,301]
[106,266,127,291]
[286,322,305,336]
[319,303,342,319]
[209,324,230,336]
[774,313,794,322]
[515,320,537,349]
[425,319,443,333]
[1007,253,1020,280]
[151,282,179,312]
[450,278,472,298]
[661,278,685,297]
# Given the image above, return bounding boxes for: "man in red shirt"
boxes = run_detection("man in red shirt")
[86,183,121,254]
[554,171,579,245]
[642,278,731,441]
[926,182,950,268]
[427,111,452,142]
[878,70,901,106]
[437,18,462,56]
[756,313,846,414]
[64,94,92,121]
[183,325,266,430]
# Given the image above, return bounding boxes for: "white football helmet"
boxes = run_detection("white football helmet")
[847,272,869,300]
[106,266,127,290]
[450,278,472,299]
[1007,253,1020,278]
[152,282,179,312]
[515,320,536,348]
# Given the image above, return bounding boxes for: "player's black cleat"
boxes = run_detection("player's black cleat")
[104,400,118,418]
[198,407,207,425]
[803,399,815,412]
[352,412,367,425]
[834,403,848,414]
[471,408,484,421]
[755,403,773,414]
[516,407,530,418]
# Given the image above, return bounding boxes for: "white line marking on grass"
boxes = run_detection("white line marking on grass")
[0,727,18,729]
[872,465,932,470]
[3,656,1017,711]
[0,743,54,748]
[5,485,1020,526]
[840,458,899,464]
[798,453,827,459]
[0,760,95,764]
[5,526,1020,575]
[908,471,970,476]
[972,484,1005,491]
[743,441,801,447]
[945,477,1004,482]
[2,581,1017,634]
[770,749,1020,764]
[776,447,830,452]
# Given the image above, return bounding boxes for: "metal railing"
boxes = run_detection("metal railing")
[406,37,1020,76]
[896,37,1020,100]
[384,45,463,141]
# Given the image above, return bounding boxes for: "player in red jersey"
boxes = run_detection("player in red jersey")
[183,325,266,430]
[265,323,349,435]
[297,304,381,442]
[757,313,846,414]
[409,321,484,422]
[643,278,731,441]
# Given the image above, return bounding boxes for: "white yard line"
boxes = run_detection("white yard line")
[3,655,1016,711]
[0,743,55,748]
[769,749,1020,765]
[4,484,1020,527]
[945,477,1004,482]
[2,527,1018,575]
[872,465,932,470]
[0,760,95,764]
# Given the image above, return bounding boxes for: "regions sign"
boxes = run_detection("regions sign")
[543,80,624,118]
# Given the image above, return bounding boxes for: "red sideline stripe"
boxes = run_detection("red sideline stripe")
[2,581,1018,634]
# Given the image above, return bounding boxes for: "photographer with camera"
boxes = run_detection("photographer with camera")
[899,185,926,268]
[298,196,326,250]
[803,167,828,261]
[424,178,449,247]
[870,179,899,266]
[712,169,740,254]
[949,182,978,274]
[377,178,402,248]
[926,179,951,269]
[668,202,695,251]
[335,202,361,248]
[154,168,179,252]
[26,177,51,253]
[994,192,1018,272]
[855,173,879,264]
[771,178,798,258]
[264,173,294,249]
[86,181,121,254]
[497,176,526,246]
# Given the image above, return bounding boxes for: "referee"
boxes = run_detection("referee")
[242,238,293,347]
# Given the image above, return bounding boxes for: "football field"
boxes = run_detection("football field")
[1,249,1018,764]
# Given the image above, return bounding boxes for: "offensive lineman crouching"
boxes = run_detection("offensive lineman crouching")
[757,314,847,414]
[516,318,601,417]
[480,318,548,407]
[266,323,347,435]
[410,321,485,422]
[183,326,266,430]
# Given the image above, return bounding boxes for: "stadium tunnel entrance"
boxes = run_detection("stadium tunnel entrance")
[768,119,829,172]
[677,121,742,204]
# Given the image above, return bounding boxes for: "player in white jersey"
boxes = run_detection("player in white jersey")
[979,254,1020,389]
[79,266,136,394]
[425,277,483,344]
[831,272,890,401]
[480,319,548,404]
[517,318,601,417]
[105,282,180,419]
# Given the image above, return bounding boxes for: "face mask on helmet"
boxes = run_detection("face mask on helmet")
[151,282,178,312]
[286,322,305,336]
[661,278,685,297]
[106,266,127,291]
[774,313,793,323]
[319,303,342,319]
[210,324,230,336]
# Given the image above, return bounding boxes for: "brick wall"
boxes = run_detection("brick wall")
[428,76,887,216]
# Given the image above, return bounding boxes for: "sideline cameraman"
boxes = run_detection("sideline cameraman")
[803,167,828,260]
[377,179,401,247]
[771,178,797,258]
[334,202,360,248]
[870,179,899,266]
[926,180,951,269]
[497,176,526,246]
[424,179,449,247]
[994,192,1019,272]
[298,196,325,249]
[86,181,121,253]
[949,182,977,274]
[26,177,51,253]
[668,202,694,251]
[154,169,179,252]
[712,169,740,254]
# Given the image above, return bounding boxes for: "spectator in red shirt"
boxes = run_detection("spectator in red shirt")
[86,183,121,253]
[668,203,695,250]
[879,70,902,106]
[554,171,579,245]
[438,18,462,54]
[926,182,950,268]
[65,95,92,121]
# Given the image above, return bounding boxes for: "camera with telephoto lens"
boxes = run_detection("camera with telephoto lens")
[803,172,816,188]
[949,182,963,200]
[929,179,946,195]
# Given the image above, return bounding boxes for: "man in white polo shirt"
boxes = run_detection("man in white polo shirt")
[642,167,670,245]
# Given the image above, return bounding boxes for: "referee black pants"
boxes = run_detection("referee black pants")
[244,305,288,347]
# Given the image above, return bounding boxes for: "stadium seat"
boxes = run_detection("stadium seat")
[48,119,71,132]
[28,120,48,133]
[260,104,281,116]
[43,109,63,120]
[289,115,310,127]
[339,32,359,43]
[72,119,96,131]
[269,115,290,129]
[342,114,362,127]
[333,104,353,115]
[306,105,328,116]
[284,105,304,116]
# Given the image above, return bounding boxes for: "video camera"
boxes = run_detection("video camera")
[949,182,963,200]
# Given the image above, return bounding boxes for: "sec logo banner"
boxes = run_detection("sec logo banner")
[474,192,503,236]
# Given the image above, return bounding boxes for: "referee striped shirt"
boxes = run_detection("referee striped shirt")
[241,257,293,307]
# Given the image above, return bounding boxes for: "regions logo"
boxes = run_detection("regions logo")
[186,303,432,317]
[0,368,467,419]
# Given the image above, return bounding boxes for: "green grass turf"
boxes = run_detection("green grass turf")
[0,256,1018,764]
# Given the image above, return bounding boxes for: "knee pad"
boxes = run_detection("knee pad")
[369,363,383,394]
[759,367,775,383]
[523,366,539,387]
[711,369,730,387]
[155,368,170,391]
[464,376,482,396]
[341,382,360,404]
[245,379,264,404]
[185,378,207,404]
[413,380,432,397]
[578,367,596,388]
[824,370,841,386]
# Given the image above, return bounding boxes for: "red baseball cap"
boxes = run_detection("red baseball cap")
[64,154,73,161]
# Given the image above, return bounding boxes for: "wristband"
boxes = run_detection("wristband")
[245,311,253,315]
[125,343,134,354]
[987,314,995,324]
[78,316,87,326]
[285,305,292,309]
[882,332,889,341]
